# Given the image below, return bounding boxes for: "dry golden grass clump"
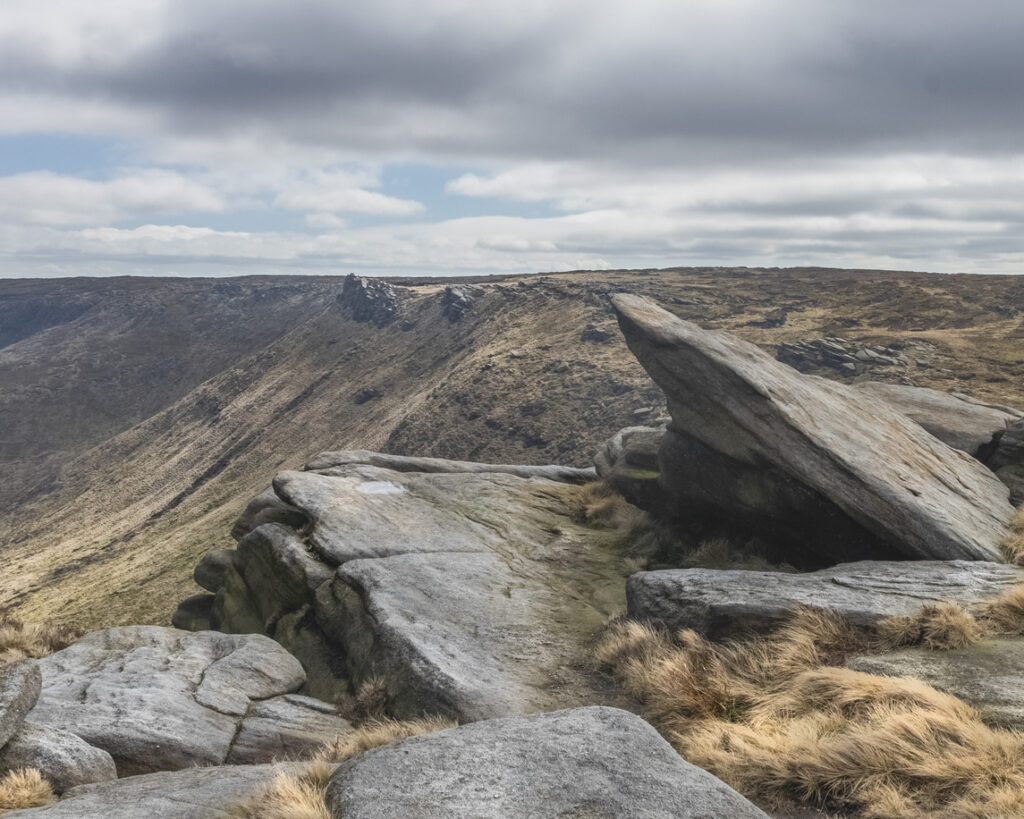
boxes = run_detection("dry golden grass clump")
[875,601,983,651]
[1000,505,1024,565]
[598,607,1024,817]
[0,768,57,813]
[574,481,644,532]
[0,615,81,665]
[232,675,456,818]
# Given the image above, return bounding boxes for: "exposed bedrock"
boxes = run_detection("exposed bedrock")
[22,627,350,776]
[610,293,1013,564]
[177,451,636,720]
[326,706,768,819]
[628,561,1024,639]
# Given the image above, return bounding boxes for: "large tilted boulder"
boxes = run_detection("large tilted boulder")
[848,639,1024,730]
[3,762,313,819]
[177,453,635,720]
[0,660,41,748]
[628,560,1024,639]
[24,627,349,775]
[611,294,1014,563]
[326,706,768,818]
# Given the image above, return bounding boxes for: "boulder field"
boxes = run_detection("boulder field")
[7,291,1024,816]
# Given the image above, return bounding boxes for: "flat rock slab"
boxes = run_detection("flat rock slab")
[853,382,1021,457]
[0,722,116,794]
[318,551,614,721]
[4,762,310,819]
[226,693,352,765]
[612,293,1013,562]
[629,561,1024,639]
[306,449,596,484]
[327,706,768,819]
[848,639,1024,730]
[26,627,316,774]
[0,660,41,748]
[272,464,593,565]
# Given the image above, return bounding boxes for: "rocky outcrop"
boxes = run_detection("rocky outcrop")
[777,336,916,376]
[177,452,635,720]
[326,706,768,818]
[439,284,482,322]
[226,693,351,765]
[24,627,347,775]
[339,274,400,327]
[628,561,1024,639]
[0,660,41,748]
[989,419,1024,504]
[0,723,116,794]
[593,425,667,510]
[611,293,1013,564]
[848,639,1024,730]
[4,762,312,818]
[853,382,1022,458]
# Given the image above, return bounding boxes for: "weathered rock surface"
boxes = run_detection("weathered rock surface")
[848,639,1024,730]
[326,706,768,819]
[439,284,482,322]
[853,381,1021,458]
[989,419,1024,504]
[593,425,667,510]
[24,627,339,775]
[4,762,311,818]
[612,293,1013,563]
[0,722,116,793]
[338,273,400,327]
[179,453,635,720]
[628,561,1024,639]
[193,549,239,592]
[0,660,41,749]
[777,336,914,377]
[226,693,351,765]
[304,449,596,484]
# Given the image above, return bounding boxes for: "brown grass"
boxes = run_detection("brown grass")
[575,481,644,532]
[232,710,456,818]
[598,608,1024,817]
[876,602,983,651]
[0,615,81,665]
[1000,505,1024,565]
[0,768,57,813]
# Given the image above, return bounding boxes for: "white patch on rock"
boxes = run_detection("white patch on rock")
[356,481,407,495]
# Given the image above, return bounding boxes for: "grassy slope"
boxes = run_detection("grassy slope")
[1,267,1022,629]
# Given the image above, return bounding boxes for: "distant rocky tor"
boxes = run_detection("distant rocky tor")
[7,289,1024,815]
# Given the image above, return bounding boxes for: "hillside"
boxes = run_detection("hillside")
[1,266,1023,629]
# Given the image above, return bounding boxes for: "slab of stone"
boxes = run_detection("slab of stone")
[848,639,1024,730]
[593,425,667,510]
[327,706,768,819]
[4,762,311,818]
[0,722,116,794]
[628,561,1024,639]
[305,449,596,484]
[853,381,1020,457]
[612,293,1013,562]
[316,551,613,721]
[989,419,1024,504]
[0,660,41,748]
[271,465,590,565]
[26,627,307,775]
[227,693,352,764]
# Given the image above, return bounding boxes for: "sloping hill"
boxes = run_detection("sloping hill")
[1,267,1022,628]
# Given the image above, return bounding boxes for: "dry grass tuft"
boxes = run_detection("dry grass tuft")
[334,676,391,723]
[231,713,456,818]
[0,615,81,665]
[229,762,335,819]
[575,481,644,532]
[598,607,1024,817]
[314,715,456,764]
[0,768,57,813]
[876,602,983,651]
[1000,505,1024,565]
[976,584,1024,635]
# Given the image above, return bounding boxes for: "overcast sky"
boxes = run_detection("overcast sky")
[1,0,1023,277]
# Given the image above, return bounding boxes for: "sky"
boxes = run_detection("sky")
[1,0,1023,278]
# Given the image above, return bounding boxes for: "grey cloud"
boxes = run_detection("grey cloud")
[3,0,1024,161]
